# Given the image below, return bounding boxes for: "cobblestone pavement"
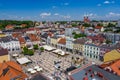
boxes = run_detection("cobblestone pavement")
[10,48,102,80]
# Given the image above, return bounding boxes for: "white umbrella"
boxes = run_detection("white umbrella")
[36,68,41,71]
[34,66,39,69]
[30,70,37,74]
[12,54,18,57]
[27,68,33,72]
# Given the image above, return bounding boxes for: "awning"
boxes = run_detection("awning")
[16,57,31,65]
[52,49,65,56]
[42,45,55,51]
[28,68,34,72]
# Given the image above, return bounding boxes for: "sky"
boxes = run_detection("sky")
[0,0,120,21]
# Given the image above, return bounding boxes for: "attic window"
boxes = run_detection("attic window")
[2,67,9,76]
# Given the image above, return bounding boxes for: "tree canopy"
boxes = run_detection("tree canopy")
[23,47,34,55]
[72,33,86,39]
[0,20,34,30]
[33,44,39,50]
[40,47,44,52]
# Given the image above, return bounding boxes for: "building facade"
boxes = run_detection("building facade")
[0,47,10,63]
[84,44,100,60]
[0,36,21,53]
[73,38,86,55]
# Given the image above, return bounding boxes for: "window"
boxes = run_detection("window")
[96,56,98,59]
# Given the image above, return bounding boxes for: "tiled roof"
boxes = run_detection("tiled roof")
[0,36,18,43]
[12,32,22,38]
[100,59,120,76]
[70,64,120,80]
[104,50,120,62]
[95,26,103,29]
[18,36,26,44]
[28,34,40,41]
[0,61,27,80]
[5,25,14,30]
[73,38,86,44]
[110,59,120,76]
[58,38,66,44]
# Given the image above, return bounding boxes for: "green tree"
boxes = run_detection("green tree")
[73,33,86,39]
[71,23,78,27]
[23,47,34,55]
[33,44,39,50]
[106,40,112,44]
[97,23,103,26]
[40,47,44,52]
[28,50,34,56]
[107,23,115,27]
[83,23,91,27]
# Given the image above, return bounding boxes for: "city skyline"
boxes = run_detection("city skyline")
[0,0,120,21]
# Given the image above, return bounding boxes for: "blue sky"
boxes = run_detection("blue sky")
[0,0,120,21]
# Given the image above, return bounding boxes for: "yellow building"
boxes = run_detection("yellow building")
[0,33,6,38]
[50,37,59,48]
[0,47,10,63]
[104,50,120,62]
[73,38,86,55]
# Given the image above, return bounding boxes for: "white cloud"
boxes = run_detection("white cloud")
[97,4,101,6]
[104,1,110,4]
[61,15,71,19]
[84,13,97,19]
[40,12,51,18]
[54,13,59,16]
[104,1,115,4]
[106,12,120,17]
[64,3,69,6]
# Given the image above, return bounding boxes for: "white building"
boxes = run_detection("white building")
[0,36,21,54]
[84,44,100,60]
[66,36,75,52]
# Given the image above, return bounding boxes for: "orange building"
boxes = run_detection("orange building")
[0,61,27,80]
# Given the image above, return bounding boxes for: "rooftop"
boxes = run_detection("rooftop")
[69,65,120,80]
[0,61,27,80]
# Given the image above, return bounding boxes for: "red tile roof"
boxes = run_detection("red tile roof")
[5,25,14,30]
[87,35,105,43]
[95,26,103,29]
[110,59,120,76]
[21,24,27,27]
[12,32,22,38]
[28,34,40,41]
[18,37,26,44]
[58,38,66,44]
[0,61,27,80]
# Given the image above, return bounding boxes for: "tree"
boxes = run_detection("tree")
[33,44,39,50]
[28,50,34,56]
[107,23,115,27]
[83,23,91,27]
[40,47,44,52]
[73,33,86,39]
[72,32,76,35]
[97,23,103,26]
[71,23,78,27]
[23,47,34,55]
[106,40,112,44]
